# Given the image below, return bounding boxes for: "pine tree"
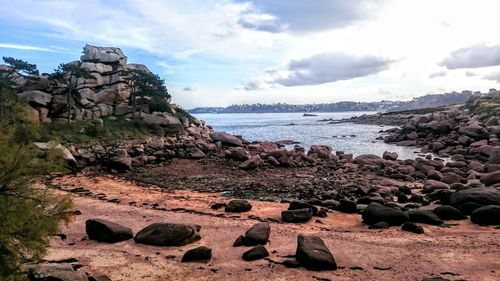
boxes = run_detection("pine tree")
[50,62,92,123]
[0,78,73,280]
[123,69,171,117]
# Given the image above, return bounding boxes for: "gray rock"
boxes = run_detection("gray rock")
[80,62,113,73]
[449,186,500,207]
[134,223,201,246]
[86,219,133,243]
[282,208,313,223]
[401,222,424,234]
[239,222,270,246]
[181,246,212,263]
[407,209,443,225]
[362,202,409,226]
[225,199,252,213]
[470,205,500,225]
[423,180,449,193]
[433,205,466,220]
[296,234,337,271]
[33,142,77,167]
[239,155,262,170]
[210,131,243,147]
[189,148,206,159]
[383,151,398,161]
[18,90,52,106]
[141,113,181,126]
[480,171,500,186]
[108,149,132,171]
[27,264,88,281]
[81,44,127,65]
[242,245,269,261]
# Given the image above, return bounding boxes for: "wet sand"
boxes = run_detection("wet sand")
[43,173,500,281]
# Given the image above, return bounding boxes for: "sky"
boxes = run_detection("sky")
[1,0,500,108]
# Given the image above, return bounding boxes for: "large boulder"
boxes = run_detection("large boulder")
[134,223,201,246]
[489,147,500,164]
[282,208,313,223]
[449,187,500,207]
[27,264,88,281]
[235,222,270,246]
[80,62,113,73]
[480,171,500,186]
[225,199,252,212]
[141,113,181,126]
[18,90,52,106]
[210,131,243,147]
[383,151,398,161]
[239,155,263,170]
[296,234,337,271]
[433,205,466,220]
[353,154,383,166]
[94,89,120,105]
[288,200,319,216]
[242,245,269,261]
[470,205,500,225]
[362,202,409,226]
[86,219,133,243]
[407,209,443,225]
[33,142,77,167]
[459,123,488,139]
[108,148,132,171]
[307,145,333,160]
[423,180,449,193]
[81,44,127,65]
[181,246,212,263]
[225,147,250,161]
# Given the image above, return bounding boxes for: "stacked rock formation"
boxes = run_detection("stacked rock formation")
[3,44,182,127]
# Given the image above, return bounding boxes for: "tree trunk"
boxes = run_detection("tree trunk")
[139,93,144,118]
[131,85,136,119]
[67,73,73,124]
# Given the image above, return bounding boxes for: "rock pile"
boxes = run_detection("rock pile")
[2,44,186,127]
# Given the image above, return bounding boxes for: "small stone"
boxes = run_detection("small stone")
[242,245,270,261]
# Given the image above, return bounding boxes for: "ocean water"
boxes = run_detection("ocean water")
[193,111,422,159]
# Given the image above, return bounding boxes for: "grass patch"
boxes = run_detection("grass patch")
[38,118,183,145]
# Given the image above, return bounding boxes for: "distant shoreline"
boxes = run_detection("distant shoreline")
[188,91,472,114]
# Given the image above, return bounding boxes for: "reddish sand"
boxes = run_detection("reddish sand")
[44,174,500,281]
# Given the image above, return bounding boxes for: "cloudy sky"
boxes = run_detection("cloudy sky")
[1,0,499,108]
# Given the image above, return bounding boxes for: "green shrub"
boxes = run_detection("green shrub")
[0,124,73,280]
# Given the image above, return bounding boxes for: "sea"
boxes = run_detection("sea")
[192,111,423,160]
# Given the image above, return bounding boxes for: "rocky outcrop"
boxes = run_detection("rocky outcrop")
[10,44,189,127]
[382,90,500,165]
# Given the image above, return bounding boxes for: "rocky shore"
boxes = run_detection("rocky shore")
[9,46,498,281]
[35,98,500,279]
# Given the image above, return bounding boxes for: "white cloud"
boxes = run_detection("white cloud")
[429,71,447,79]
[0,43,56,52]
[183,84,201,91]
[236,0,382,33]
[1,0,500,107]
[440,43,500,69]
[483,70,500,82]
[244,52,393,89]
